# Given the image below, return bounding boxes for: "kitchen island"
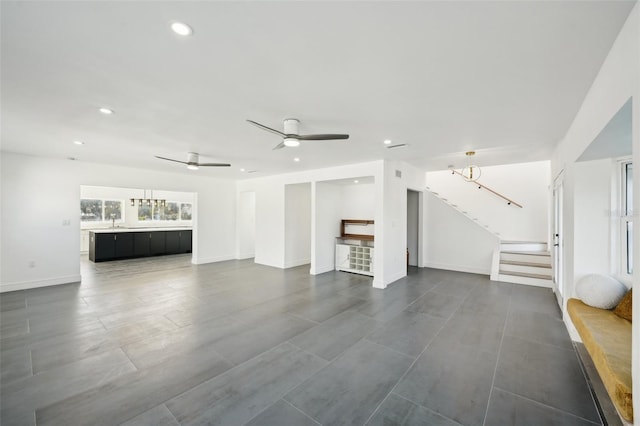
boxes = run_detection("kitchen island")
[88,227,192,262]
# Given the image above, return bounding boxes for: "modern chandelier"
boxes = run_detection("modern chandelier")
[129,190,166,208]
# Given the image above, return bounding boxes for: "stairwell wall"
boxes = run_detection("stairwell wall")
[424,192,499,274]
[425,161,550,242]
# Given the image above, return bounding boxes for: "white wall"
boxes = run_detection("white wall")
[424,192,500,274]
[341,183,375,219]
[426,161,550,242]
[236,191,256,259]
[284,183,311,268]
[549,4,639,418]
[573,159,615,285]
[312,182,342,275]
[237,160,424,288]
[378,161,426,287]
[237,161,385,273]
[1,152,237,292]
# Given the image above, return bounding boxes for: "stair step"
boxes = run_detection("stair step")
[499,242,548,252]
[500,260,551,269]
[501,240,547,244]
[500,263,552,275]
[499,270,552,280]
[501,251,550,256]
[497,273,553,288]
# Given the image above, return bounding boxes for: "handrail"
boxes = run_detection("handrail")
[450,169,523,208]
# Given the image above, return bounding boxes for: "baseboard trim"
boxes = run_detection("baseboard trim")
[310,264,335,275]
[424,262,490,276]
[192,255,236,265]
[1,274,82,293]
[236,252,255,260]
[284,258,311,269]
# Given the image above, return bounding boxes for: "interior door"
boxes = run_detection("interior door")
[552,173,564,308]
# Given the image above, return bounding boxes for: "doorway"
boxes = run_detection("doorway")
[407,189,420,267]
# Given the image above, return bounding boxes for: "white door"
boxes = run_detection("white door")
[552,173,564,308]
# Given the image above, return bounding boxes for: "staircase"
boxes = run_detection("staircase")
[493,241,552,287]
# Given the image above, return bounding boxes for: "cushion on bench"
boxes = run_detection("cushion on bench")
[567,298,633,422]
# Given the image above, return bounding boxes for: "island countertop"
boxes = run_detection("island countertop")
[88,227,192,234]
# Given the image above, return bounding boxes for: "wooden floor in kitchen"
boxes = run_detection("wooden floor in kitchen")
[0,255,605,425]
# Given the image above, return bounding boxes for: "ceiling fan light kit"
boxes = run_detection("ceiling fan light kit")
[247,118,349,150]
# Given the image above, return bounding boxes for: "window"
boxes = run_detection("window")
[138,202,188,222]
[621,161,633,274]
[164,202,179,221]
[181,203,192,220]
[104,200,122,221]
[138,205,152,221]
[80,199,102,221]
[80,199,124,222]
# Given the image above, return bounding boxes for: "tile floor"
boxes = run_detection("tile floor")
[0,255,604,425]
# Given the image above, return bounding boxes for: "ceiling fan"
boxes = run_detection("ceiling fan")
[247,118,349,150]
[155,152,230,170]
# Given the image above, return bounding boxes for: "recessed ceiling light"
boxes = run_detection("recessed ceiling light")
[240,168,246,172]
[384,139,392,145]
[293,157,300,162]
[171,21,193,36]
[99,107,114,115]
[354,180,359,183]
[73,140,84,145]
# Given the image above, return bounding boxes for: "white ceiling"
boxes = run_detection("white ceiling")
[1,1,636,179]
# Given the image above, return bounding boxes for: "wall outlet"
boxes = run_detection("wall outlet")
[28,260,36,268]
[62,219,71,226]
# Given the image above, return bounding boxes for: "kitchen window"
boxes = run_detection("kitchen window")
[138,202,189,222]
[81,199,124,222]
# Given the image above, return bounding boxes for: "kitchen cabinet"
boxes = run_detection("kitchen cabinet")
[179,230,192,253]
[92,233,116,262]
[149,231,166,255]
[89,229,191,262]
[165,231,180,254]
[133,233,150,257]
[114,232,134,258]
[166,230,192,254]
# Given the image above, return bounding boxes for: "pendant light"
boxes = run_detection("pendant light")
[129,189,167,208]
[461,151,481,182]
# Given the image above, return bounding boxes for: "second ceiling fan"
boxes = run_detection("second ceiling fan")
[247,118,349,150]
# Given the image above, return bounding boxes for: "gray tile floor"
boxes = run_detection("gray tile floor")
[0,255,604,425]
